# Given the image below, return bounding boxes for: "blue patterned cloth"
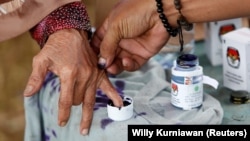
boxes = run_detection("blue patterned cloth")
[24,59,223,141]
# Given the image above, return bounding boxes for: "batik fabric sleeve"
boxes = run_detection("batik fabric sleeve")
[30,1,91,48]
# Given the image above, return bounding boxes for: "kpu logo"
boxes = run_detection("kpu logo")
[218,24,236,42]
[226,47,240,68]
[171,83,178,96]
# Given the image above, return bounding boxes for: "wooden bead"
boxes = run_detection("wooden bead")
[156,2,163,8]
[155,0,178,37]
[178,15,187,25]
[157,7,163,13]
[183,23,193,31]
[159,13,166,20]
[178,15,193,31]
[174,0,181,10]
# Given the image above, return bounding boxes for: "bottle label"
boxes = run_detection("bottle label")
[171,74,203,110]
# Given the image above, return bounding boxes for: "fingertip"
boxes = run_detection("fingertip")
[122,58,137,71]
[112,96,124,108]
[58,99,72,128]
[122,57,142,72]
[106,64,123,75]
[23,84,40,97]
[81,129,89,136]
[99,76,123,107]
[99,28,120,69]
[58,114,70,128]
[97,57,107,69]
[59,121,67,127]
[122,58,132,69]
[23,85,34,97]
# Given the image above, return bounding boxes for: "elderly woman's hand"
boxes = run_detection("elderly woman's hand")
[23,28,123,135]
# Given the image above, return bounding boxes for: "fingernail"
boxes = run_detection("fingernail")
[23,85,33,96]
[60,121,67,127]
[81,129,89,135]
[97,57,106,69]
[122,59,128,67]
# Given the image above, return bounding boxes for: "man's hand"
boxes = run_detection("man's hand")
[91,0,170,75]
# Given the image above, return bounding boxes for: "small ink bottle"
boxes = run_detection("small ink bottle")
[171,54,203,110]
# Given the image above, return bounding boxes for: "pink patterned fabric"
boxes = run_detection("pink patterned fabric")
[30,1,91,47]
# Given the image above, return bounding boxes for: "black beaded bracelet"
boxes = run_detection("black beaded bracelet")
[155,0,178,37]
[174,0,193,31]
[155,0,193,52]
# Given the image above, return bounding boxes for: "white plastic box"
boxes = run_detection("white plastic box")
[205,18,242,66]
[221,27,250,92]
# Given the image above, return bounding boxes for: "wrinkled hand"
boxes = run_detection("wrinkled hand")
[23,29,123,135]
[91,0,170,75]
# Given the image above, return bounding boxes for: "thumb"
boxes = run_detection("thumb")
[23,60,48,97]
[97,26,121,69]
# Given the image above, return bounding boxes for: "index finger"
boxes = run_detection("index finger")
[99,74,123,108]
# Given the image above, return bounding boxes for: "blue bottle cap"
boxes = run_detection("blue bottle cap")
[176,54,198,69]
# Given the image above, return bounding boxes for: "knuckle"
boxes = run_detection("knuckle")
[59,100,73,109]
[32,55,49,68]
[79,68,94,80]
[29,75,42,83]
[60,66,78,77]
[32,55,43,65]
[83,101,95,110]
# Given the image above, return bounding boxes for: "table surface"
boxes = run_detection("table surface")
[194,41,250,125]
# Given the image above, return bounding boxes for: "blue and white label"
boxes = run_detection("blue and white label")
[171,67,203,110]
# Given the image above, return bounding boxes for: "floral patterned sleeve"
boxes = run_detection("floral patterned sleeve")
[30,1,91,48]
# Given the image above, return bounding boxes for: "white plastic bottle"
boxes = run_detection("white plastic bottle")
[171,54,203,110]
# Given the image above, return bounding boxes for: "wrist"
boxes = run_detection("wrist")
[161,0,180,28]
[47,28,87,49]
[30,1,91,48]
[156,0,193,52]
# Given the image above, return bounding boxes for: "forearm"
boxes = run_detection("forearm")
[163,0,250,27]
[0,0,81,42]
